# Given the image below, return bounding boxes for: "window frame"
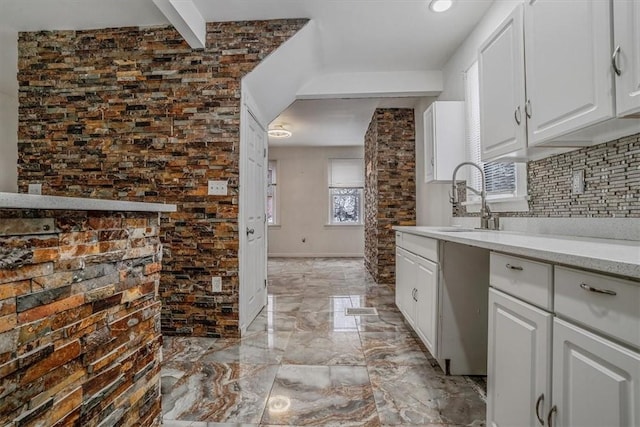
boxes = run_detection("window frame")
[327,158,365,226]
[267,160,279,226]
[463,60,529,213]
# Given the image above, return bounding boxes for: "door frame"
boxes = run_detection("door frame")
[239,86,269,334]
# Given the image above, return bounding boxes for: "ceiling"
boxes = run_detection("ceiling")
[0,0,494,146]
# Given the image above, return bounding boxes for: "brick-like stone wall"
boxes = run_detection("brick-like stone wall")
[364,109,416,284]
[0,209,162,426]
[455,132,640,218]
[16,20,307,338]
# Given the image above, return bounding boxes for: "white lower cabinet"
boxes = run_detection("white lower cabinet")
[395,232,489,375]
[395,246,438,355]
[551,318,640,427]
[488,252,640,427]
[487,288,552,427]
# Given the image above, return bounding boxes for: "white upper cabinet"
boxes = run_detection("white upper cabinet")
[479,4,527,160]
[613,0,640,117]
[424,101,465,182]
[524,0,614,146]
[478,0,640,161]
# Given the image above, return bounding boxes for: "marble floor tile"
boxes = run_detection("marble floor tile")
[360,332,431,366]
[162,257,486,426]
[162,362,278,424]
[298,296,354,313]
[201,331,292,365]
[368,364,486,426]
[246,310,297,333]
[261,365,379,426]
[163,336,217,362]
[283,331,365,365]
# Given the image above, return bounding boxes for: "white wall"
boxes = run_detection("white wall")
[0,28,18,193]
[268,145,364,257]
[414,0,522,225]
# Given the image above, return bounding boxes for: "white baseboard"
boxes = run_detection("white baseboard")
[268,253,364,258]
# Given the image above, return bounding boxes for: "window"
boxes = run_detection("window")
[267,160,277,225]
[328,158,364,225]
[464,61,528,211]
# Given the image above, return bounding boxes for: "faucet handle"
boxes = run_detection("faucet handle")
[448,191,457,205]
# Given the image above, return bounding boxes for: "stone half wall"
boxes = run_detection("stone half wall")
[454,132,640,218]
[16,20,307,338]
[364,109,416,284]
[0,209,162,426]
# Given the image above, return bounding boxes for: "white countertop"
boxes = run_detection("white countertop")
[0,192,177,213]
[393,226,640,280]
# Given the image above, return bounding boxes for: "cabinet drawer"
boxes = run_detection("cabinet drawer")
[490,253,552,310]
[555,267,640,348]
[399,233,438,262]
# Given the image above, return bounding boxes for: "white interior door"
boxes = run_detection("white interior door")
[239,102,267,334]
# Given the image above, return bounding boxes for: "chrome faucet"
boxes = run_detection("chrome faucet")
[450,162,498,230]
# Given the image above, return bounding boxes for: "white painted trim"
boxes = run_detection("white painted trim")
[152,0,206,49]
[297,70,443,99]
[268,253,364,258]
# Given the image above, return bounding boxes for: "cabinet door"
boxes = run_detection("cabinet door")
[479,4,527,160]
[414,255,438,356]
[524,0,614,145]
[424,104,435,182]
[614,0,640,117]
[395,247,416,326]
[551,318,640,427]
[487,289,552,427]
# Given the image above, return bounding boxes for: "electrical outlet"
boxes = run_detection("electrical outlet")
[211,276,222,293]
[208,180,228,196]
[572,170,585,195]
[28,183,42,195]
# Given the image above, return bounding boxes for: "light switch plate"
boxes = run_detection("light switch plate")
[28,183,42,195]
[572,170,585,195]
[212,276,222,293]
[208,180,228,196]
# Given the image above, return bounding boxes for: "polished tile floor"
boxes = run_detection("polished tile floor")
[161,258,486,427]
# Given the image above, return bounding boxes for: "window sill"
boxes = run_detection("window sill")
[463,196,530,213]
[268,224,281,229]
[324,223,364,228]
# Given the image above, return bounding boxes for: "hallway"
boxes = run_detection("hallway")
[161,258,486,426]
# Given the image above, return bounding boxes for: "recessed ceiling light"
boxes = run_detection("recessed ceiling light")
[268,125,292,138]
[429,0,453,13]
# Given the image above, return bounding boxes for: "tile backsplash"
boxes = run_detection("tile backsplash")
[456,132,640,218]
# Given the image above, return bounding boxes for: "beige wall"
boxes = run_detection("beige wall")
[268,145,364,257]
[0,28,18,192]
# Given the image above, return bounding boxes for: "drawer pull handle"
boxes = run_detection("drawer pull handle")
[580,283,617,296]
[535,393,545,426]
[506,264,523,271]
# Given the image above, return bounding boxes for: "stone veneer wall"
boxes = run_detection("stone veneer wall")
[454,132,640,218]
[364,109,416,284]
[0,210,162,426]
[16,21,307,338]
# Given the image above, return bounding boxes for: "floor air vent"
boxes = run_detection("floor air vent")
[345,307,378,316]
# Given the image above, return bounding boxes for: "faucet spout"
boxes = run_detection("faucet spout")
[450,162,497,230]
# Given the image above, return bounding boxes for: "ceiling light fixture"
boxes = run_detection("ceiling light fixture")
[268,125,292,138]
[429,0,453,13]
